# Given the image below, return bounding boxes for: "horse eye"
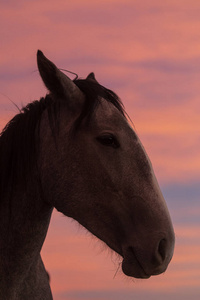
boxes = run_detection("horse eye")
[96,134,120,149]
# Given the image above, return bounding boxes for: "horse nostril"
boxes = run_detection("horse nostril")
[158,238,167,262]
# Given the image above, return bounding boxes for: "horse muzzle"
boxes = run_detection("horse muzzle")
[121,232,175,278]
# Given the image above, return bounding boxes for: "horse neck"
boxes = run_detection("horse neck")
[0,175,53,298]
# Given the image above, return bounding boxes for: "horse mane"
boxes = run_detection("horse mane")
[0,79,125,199]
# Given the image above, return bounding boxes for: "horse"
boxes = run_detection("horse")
[0,51,175,299]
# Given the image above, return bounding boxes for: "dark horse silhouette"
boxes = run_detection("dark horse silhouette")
[0,51,175,299]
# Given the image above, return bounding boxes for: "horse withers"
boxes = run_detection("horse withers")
[0,51,175,299]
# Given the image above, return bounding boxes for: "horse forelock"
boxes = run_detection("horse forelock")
[72,78,126,130]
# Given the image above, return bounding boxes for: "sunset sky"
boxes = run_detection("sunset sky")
[1,0,200,299]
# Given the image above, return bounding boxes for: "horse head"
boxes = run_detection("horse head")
[37,51,175,279]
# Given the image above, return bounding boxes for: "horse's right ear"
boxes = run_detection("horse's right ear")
[37,50,84,108]
[86,72,99,83]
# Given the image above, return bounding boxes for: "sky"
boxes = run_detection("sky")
[0,0,200,299]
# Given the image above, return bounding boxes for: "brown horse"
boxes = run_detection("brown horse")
[0,51,175,299]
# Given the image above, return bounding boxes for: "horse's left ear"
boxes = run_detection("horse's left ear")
[37,50,84,107]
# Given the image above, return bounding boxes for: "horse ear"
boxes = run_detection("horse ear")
[86,72,98,83]
[37,50,84,104]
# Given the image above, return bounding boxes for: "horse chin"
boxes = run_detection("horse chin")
[122,258,151,279]
[121,248,151,279]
